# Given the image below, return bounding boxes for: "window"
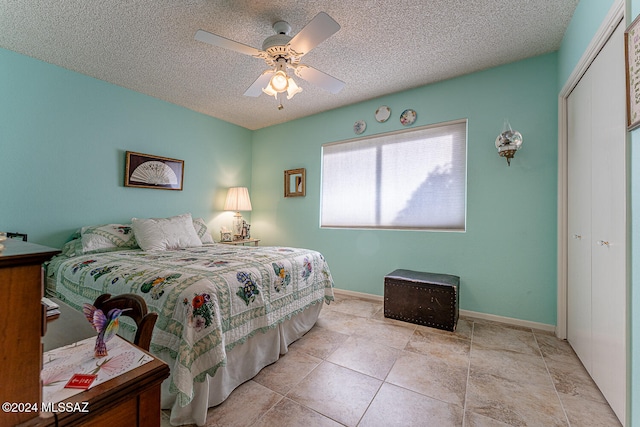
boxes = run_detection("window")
[320,119,467,230]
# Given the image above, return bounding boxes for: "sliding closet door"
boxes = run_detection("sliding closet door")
[589,20,626,419]
[566,20,626,424]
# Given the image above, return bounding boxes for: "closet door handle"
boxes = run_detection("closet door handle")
[572,234,582,240]
[597,240,610,247]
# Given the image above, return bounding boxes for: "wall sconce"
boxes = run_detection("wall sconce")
[495,120,523,166]
[223,187,252,240]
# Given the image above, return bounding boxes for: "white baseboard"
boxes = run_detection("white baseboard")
[459,309,556,333]
[332,287,556,333]
[333,288,383,302]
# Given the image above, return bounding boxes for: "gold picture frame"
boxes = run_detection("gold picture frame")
[284,168,306,197]
[125,151,184,190]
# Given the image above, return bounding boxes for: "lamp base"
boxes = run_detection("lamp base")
[232,212,243,238]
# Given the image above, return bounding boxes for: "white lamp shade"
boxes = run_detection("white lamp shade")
[269,71,289,92]
[224,187,252,211]
[286,77,302,99]
[262,84,278,98]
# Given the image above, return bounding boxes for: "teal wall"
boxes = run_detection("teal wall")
[558,0,618,86]
[0,48,253,248]
[251,53,559,326]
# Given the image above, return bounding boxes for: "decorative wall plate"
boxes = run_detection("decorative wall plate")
[353,120,367,134]
[400,109,417,126]
[375,105,391,122]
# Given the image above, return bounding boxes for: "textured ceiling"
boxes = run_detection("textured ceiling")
[0,1,579,130]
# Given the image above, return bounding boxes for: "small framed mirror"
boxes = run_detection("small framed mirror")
[284,168,306,197]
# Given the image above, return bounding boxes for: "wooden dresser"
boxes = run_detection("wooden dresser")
[0,239,60,426]
[1,239,170,426]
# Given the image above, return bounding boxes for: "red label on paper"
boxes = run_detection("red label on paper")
[64,374,97,389]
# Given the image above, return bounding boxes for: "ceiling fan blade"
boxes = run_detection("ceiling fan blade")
[296,66,345,94]
[244,71,274,97]
[288,12,340,56]
[195,29,261,57]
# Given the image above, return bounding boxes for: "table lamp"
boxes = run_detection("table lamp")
[223,187,252,240]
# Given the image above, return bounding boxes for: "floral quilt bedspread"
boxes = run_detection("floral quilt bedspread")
[47,244,334,407]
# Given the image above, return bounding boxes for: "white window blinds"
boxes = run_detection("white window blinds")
[321,120,467,230]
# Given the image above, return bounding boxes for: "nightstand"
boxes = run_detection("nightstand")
[220,238,260,246]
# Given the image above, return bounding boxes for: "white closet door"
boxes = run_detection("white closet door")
[566,70,592,372]
[566,20,626,424]
[589,21,626,420]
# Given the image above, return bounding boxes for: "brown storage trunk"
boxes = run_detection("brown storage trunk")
[384,269,460,331]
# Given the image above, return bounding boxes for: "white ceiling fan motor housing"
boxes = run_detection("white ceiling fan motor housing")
[262,21,294,58]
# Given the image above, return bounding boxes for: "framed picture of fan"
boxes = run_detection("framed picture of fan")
[124,151,184,190]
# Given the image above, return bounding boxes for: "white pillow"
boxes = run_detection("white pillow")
[81,224,138,254]
[132,213,203,251]
[192,217,214,244]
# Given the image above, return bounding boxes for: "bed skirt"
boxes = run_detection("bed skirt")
[160,302,323,426]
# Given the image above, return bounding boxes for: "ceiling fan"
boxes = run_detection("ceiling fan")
[195,12,345,107]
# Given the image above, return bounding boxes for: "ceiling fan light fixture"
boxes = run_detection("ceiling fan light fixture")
[262,85,278,98]
[262,69,302,101]
[269,70,289,92]
[286,77,302,99]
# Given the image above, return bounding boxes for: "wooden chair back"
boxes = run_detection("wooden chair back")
[93,293,157,351]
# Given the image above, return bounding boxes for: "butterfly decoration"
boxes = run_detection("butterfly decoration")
[140,273,182,300]
[82,303,130,358]
[272,262,291,292]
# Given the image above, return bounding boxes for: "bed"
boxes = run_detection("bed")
[46,214,334,426]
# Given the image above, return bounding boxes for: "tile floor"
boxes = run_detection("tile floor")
[162,294,621,427]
